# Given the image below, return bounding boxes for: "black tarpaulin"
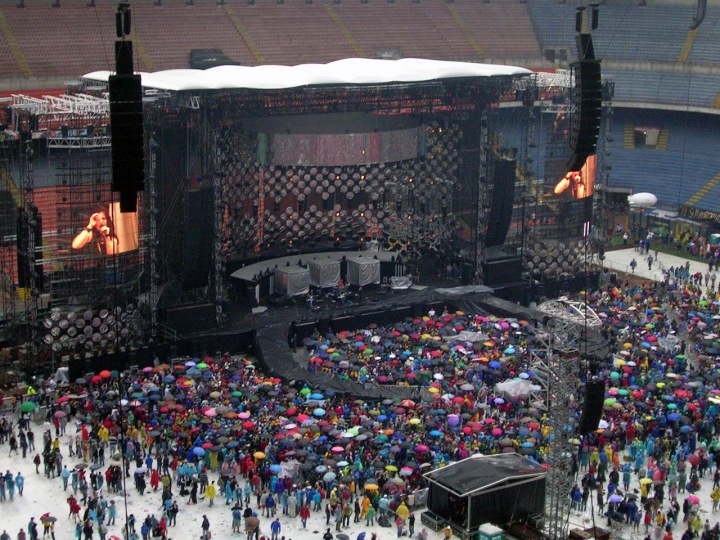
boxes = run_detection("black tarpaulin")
[423,453,545,497]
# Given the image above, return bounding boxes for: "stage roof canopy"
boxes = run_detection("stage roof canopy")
[82,58,531,92]
[423,453,546,497]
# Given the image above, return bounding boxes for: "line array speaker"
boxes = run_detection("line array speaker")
[567,59,602,172]
[485,158,516,248]
[578,379,605,435]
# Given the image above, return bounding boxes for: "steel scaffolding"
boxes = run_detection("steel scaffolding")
[533,297,601,540]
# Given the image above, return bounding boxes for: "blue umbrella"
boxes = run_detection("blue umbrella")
[226,441,239,448]
[429,430,443,437]
[315,465,328,473]
[314,408,326,417]
[377,415,387,422]
[310,393,324,400]
[270,464,282,473]
[668,413,681,422]
[679,425,692,433]
[163,375,175,383]
[193,447,206,457]
[489,361,501,369]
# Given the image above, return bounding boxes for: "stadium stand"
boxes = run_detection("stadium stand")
[609,109,720,210]
[130,3,256,70]
[528,0,695,63]
[605,69,720,109]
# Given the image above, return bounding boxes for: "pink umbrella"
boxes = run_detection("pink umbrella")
[238,412,251,419]
[204,409,217,417]
[491,427,503,437]
[688,495,700,504]
[415,444,429,452]
[331,446,344,453]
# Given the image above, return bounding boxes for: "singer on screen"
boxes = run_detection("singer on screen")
[71,206,119,255]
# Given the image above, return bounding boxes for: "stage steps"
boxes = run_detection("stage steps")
[656,128,670,151]
[0,6,31,77]
[677,27,698,63]
[322,3,365,58]
[685,171,720,207]
[223,4,265,65]
[624,124,635,149]
[445,3,485,58]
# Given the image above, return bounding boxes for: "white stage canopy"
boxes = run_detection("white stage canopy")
[82,58,531,92]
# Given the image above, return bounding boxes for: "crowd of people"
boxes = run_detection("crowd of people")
[3,260,720,540]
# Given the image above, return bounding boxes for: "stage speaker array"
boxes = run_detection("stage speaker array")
[567,6,602,172]
[109,3,144,213]
[578,379,605,435]
[566,59,602,172]
[485,158,516,248]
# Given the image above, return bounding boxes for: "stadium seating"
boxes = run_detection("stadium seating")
[609,110,720,210]
[528,0,695,63]
[605,69,720,109]
[130,3,256,70]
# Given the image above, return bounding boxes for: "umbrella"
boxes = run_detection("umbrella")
[609,494,623,503]
[20,401,36,413]
[53,410,66,418]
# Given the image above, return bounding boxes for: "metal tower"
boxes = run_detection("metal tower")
[534,297,602,540]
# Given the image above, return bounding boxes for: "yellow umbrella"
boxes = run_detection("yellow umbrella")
[386,465,398,472]
[615,359,626,366]
[656,382,666,389]
[428,387,440,394]
[408,418,421,425]
[623,343,633,349]
[456,311,464,316]
[365,483,379,490]
[639,478,653,485]
[254,451,266,459]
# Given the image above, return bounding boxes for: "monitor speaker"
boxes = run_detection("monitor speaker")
[579,380,605,435]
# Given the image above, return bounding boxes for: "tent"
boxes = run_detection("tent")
[308,257,341,288]
[346,256,380,286]
[274,265,310,296]
[423,453,545,533]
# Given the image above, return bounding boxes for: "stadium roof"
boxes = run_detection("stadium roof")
[82,58,531,92]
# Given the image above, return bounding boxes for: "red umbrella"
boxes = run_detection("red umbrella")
[99,370,112,379]
[243,421,255,430]
[688,454,700,466]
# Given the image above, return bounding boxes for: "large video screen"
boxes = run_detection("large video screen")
[547,155,596,201]
[70,201,138,256]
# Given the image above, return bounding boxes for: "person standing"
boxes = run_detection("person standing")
[205,481,217,507]
[300,504,310,528]
[27,520,37,540]
[168,501,178,527]
[201,515,210,540]
[270,518,281,540]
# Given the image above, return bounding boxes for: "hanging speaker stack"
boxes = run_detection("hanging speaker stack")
[566,6,602,172]
[109,3,144,212]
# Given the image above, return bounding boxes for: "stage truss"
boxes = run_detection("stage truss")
[1,91,149,359]
[533,297,601,540]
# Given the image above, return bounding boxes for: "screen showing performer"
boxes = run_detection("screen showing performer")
[71,202,138,255]
[550,155,596,200]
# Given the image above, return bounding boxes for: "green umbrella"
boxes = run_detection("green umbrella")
[232,391,243,397]
[20,401,36,413]
[197,362,208,369]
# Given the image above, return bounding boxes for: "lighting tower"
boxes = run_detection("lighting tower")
[533,297,602,540]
